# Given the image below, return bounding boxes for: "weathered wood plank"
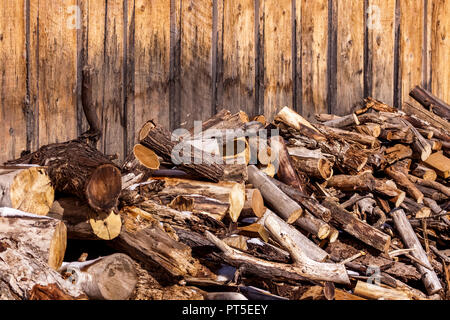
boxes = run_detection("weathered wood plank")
[32,0,78,147]
[399,0,424,108]
[221,0,256,116]
[366,0,396,106]
[134,0,170,132]
[125,0,136,156]
[0,0,27,164]
[336,0,364,115]
[102,0,125,160]
[179,0,213,128]
[262,0,293,120]
[301,0,328,120]
[430,0,450,105]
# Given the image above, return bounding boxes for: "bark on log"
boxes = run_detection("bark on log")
[391,209,443,295]
[241,189,266,218]
[355,123,381,138]
[290,156,333,180]
[5,140,122,214]
[275,107,326,142]
[410,85,450,121]
[139,121,225,182]
[322,113,359,128]
[0,239,85,300]
[385,161,424,203]
[403,102,450,133]
[0,167,54,216]
[205,231,350,285]
[407,175,450,197]
[259,209,329,262]
[411,164,437,181]
[322,200,391,253]
[0,208,66,270]
[399,119,432,161]
[59,254,137,300]
[316,124,378,148]
[400,197,431,219]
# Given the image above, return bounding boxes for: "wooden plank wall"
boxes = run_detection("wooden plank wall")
[0,0,449,163]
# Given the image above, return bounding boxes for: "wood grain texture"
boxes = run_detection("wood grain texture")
[301,0,329,120]
[0,0,27,164]
[221,0,255,116]
[134,0,170,130]
[262,0,293,120]
[31,0,78,147]
[336,0,364,115]
[430,0,450,105]
[399,0,424,108]
[179,0,213,128]
[102,0,125,160]
[366,0,396,106]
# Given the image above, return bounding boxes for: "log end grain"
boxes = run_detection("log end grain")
[86,164,122,213]
[133,144,160,170]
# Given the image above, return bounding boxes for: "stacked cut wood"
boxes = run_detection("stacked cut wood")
[1,86,450,301]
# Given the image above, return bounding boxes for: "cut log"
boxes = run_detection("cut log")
[247,165,303,224]
[409,85,450,121]
[384,144,413,165]
[385,160,424,203]
[403,102,450,133]
[0,167,54,216]
[259,209,329,262]
[0,208,66,270]
[400,197,431,219]
[411,164,437,181]
[238,223,269,243]
[354,281,412,300]
[408,175,450,197]
[5,140,122,214]
[205,231,350,285]
[322,200,391,253]
[423,152,450,179]
[275,107,326,142]
[290,156,334,180]
[48,198,122,241]
[0,238,85,300]
[139,121,225,182]
[148,177,245,223]
[241,189,266,218]
[391,209,443,295]
[355,123,381,138]
[322,113,359,128]
[316,124,378,148]
[59,254,137,300]
[399,119,432,161]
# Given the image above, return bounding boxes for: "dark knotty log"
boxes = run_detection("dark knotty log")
[139,121,225,182]
[267,177,332,222]
[0,166,54,216]
[48,198,122,241]
[269,135,306,193]
[322,199,391,253]
[259,209,329,262]
[410,85,450,121]
[411,164,437,181]
[385,160,424,203]
[0,238,85,300]
[391,209,443,295]
[59,254,137,300]
[290,156,333,180]
[205,231,350,285]
[6,140,122,214]
[0,208,66,270]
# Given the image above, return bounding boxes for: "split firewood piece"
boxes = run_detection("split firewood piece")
[356,97,398,115]
[290,156,334,180]
[112,206,212,282]
[238,223,269,242]
[275,107,326,142]
[355,123,381,138]
[0,238,86,300]
[253,115,267,125]
[59,254,137,300]
[149,177,245,223]
[322,113,359,128]
[385,160,424,204]
[316,124,378,148]
[139,121,225,182]
[6,140,122,214]
[322,200,391,253]
[267,177,332,222]
[205,231,350,285]
[49,198,122,241]
[403,102,450,133]
[0,166,54,216]
[410,85,450,121]
[391,209,443,295]
[318,140,368,174]
[248,165,303,224]
[0,208,66,270]
[408,174,450,197]
[400,197,431,219]
[167,195,229,222]
[190,109,249,134]
[423,198,445,215]
[287,146,336,163]
[411,164,437,181]
[423,152,450,179]
[353,281,412,300]
[402,114,450,142]
[121,144,160,182]
[259,209,329,262]
[384,144,413,165]
[269,135,307,193]
[241,189,266,218]
[399,119,432,161]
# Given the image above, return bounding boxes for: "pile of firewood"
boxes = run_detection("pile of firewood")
[0,85,449,300]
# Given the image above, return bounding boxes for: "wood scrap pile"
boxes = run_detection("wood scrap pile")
[1,85,449,300]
